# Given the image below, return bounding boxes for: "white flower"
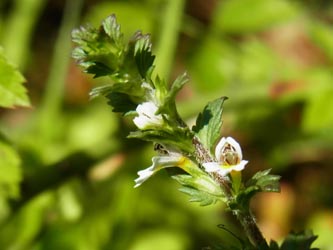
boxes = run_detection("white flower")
[133,102,164,129]
[134,153,184,188]
[203,137,248,177]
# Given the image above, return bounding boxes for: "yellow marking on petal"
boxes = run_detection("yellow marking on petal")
[178,156,201,176]
[177,156,188,168]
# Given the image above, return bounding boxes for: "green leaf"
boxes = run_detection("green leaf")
[133,32,155,78]
[73,15,158,115]
[192,97,228,154]
[237,169,280,207]
[165,73,188,106]
[176,185,220,206]
[246,169,281,192]
[90,82,143,114]
[172,173,223,195]
[105,92,137,113]
[72,15,125,78]
[0,47,30,108]
[173,174,224,206]
[280,230,319,250]
[0,140,22,198]
[157,72,188,121]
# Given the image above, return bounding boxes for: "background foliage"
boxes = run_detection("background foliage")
[0,0,332,249]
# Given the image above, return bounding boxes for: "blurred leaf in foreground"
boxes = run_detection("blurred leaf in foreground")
[0,140,22,198]
[0,47,30,108]
[214,0,300,34]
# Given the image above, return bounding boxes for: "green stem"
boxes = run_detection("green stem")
[1,0,46,69]
[154,0,186,81]
[39,0,83,138]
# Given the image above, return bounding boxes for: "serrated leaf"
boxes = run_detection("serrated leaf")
[173,174,224,206]
[102,14,123,48]
[90,80,145,114]
[237,169,280,207]
[192,97,228,154]
[72,15,125,78]
[133,32,155,78]
[177,186,220,206]
[280,230,319,250]
[172,174,223,197]
[0,47,30,108]
[246,169,281,193]
[105,92,137,113]
[73,15,157,114]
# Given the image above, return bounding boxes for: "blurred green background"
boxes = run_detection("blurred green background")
[0,0,332,249]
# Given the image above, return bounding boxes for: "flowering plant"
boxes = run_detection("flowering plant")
[72,15,318,250]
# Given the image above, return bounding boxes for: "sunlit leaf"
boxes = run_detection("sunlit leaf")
[0,47,30,108]
[192,97,228,154]
[236,169,280,207]
[72,15,125,78]
[176,185,221,206]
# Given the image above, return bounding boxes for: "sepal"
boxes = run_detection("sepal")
[157,72,189,121]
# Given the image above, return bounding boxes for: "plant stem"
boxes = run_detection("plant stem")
[1,0,46,69]
[234,209,269,249]
[39,0,83,138]
[154,0,186,81]
[192,136,269,249]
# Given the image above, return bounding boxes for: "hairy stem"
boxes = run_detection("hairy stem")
[234,209,269,249]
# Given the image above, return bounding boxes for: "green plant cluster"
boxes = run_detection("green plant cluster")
[0,0,332,249]
[71,15,318,250]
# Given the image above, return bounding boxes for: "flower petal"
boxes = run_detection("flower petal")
[215,137,227,161]
[232,160,248,171]
[202,162,221,173]
[133,102,163,129]
[134,167,154,187]
[134,154,183,187]
[216,168,231,177]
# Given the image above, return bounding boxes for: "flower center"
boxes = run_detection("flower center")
[220,143,240,165]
